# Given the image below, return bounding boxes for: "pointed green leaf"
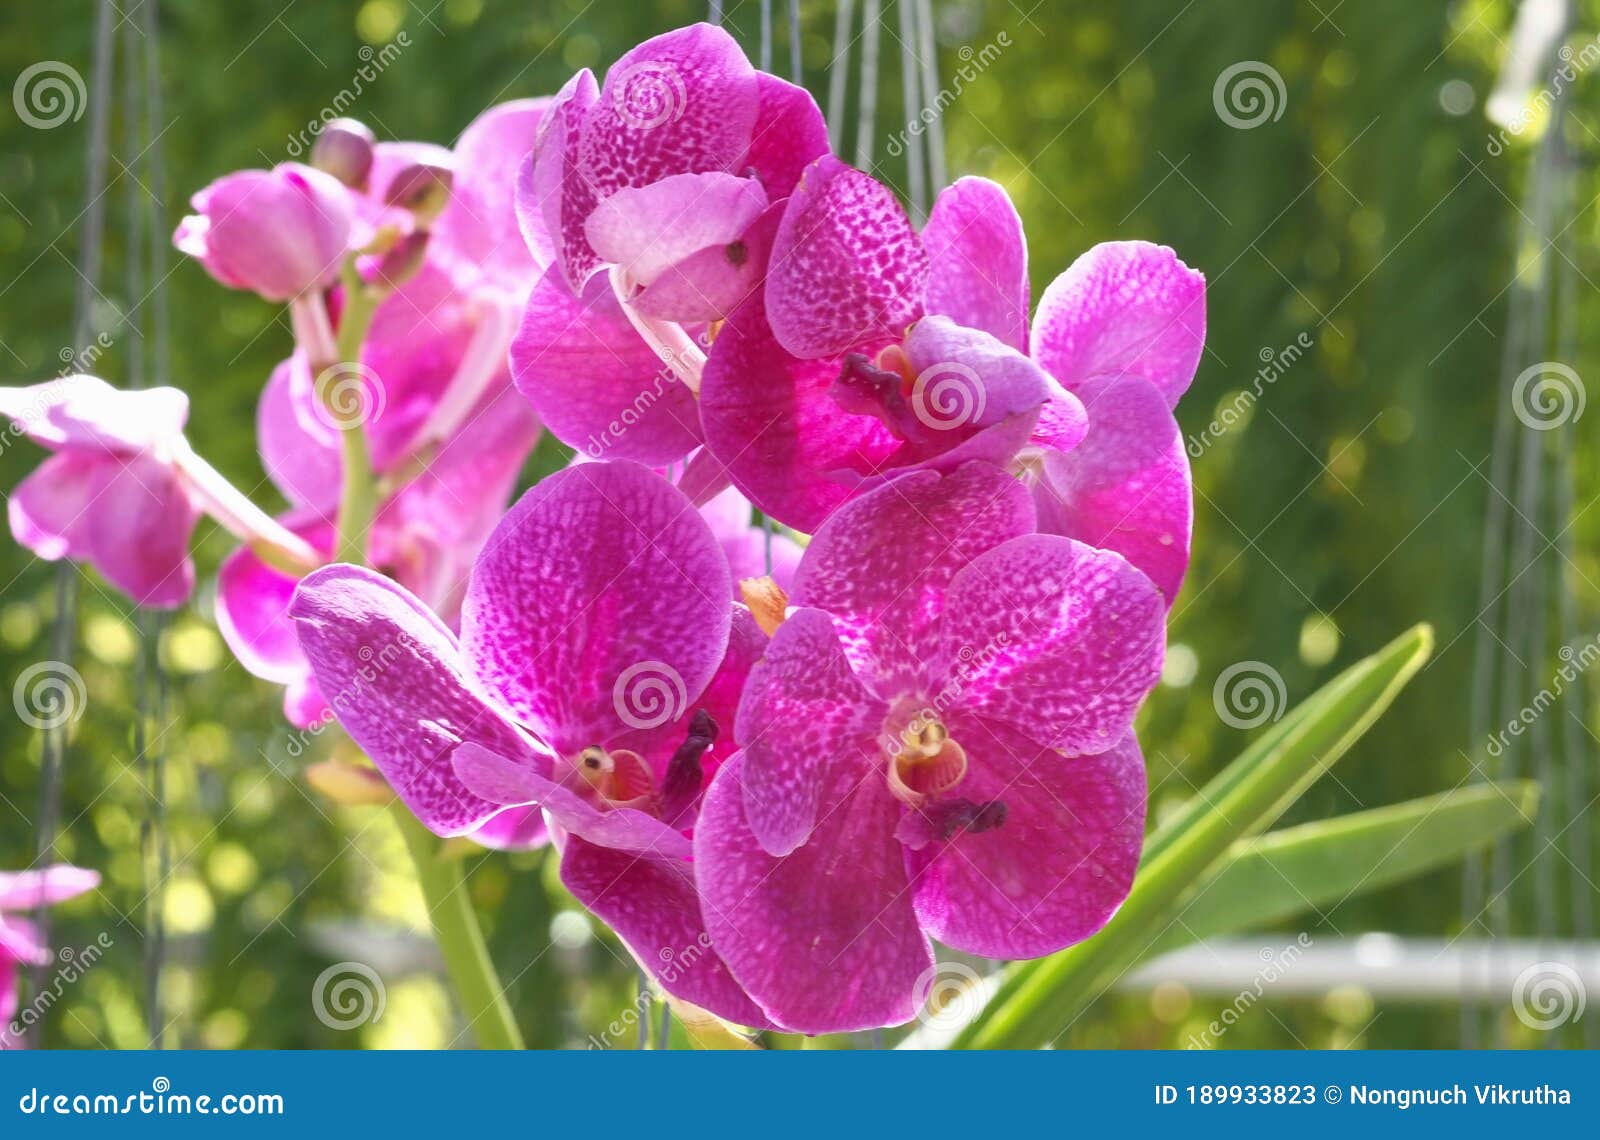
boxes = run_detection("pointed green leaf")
[1141,780,1539,959]
[954,623,1433,1049]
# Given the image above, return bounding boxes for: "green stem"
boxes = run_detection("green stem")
[394,807,525,1050]
[327,262,383,566]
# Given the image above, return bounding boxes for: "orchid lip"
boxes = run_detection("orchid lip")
[883,704,968,808]
[569,745,656,811]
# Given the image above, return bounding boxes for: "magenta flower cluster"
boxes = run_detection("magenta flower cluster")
[1,23,1203,1034]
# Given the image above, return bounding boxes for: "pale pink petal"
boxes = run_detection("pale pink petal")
[1030,240,1205,407]
[922,177,1030,351]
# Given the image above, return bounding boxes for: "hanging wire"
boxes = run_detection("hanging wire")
[760,0,773,71]
[28,0,116,1047]
[788,0,803,86]
[708,0,724,26]
[896,0,927,221]
[1462,0,1576,1048]
[826,0,856,151]
[133,0,173,1049]
[914,0,945,190]
[853,0,882,170]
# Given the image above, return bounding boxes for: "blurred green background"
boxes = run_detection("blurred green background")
[1,0,1594,1048]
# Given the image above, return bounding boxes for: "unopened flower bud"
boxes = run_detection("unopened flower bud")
[311,118,376,189]
[386,161,453,227]
[372,230,430,291]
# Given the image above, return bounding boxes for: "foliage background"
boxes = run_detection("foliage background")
[0,0,1593,1048]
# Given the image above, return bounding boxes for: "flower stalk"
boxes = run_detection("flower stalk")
[394,806,525,1050]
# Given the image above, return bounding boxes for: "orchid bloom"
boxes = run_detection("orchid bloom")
[512,22,828,462]
[289,461,773,1024]
[694,461,1165,1033]
[174,163,357,303]
[699,486,801,597]
[213,101,551,725]
[1,864,99,1043]
[1,376,315,608]
[699,162,1074,533]
[710,160,1204,601]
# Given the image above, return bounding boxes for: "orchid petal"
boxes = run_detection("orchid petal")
[922,177,1030,351]
[1030,240,1205,407]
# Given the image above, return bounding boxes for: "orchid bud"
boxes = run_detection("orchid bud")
[310,118,376,189]
[385,161,453,228]
[372,230,430,292]
[173,163,354,302]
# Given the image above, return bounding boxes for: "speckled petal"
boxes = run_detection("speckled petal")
[289,564,548,837]
[695,751,932,1034]
[510,270,701,465]
[1036,373,1192,603]
[766,156,928,359]
[460,461,731,757]
[790,462,1035,695]
[904,721,1145,958]
[937,534,1165,756]
[1030,241,1205,407]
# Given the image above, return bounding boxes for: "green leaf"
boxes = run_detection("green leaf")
[953,623,1433,1050]
[1141,780,1539,959]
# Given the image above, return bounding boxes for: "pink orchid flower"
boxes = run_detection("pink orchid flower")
[700,162,1069,533]
[712,161,1205,601]
[694,461,1165,1033]
[2,376,316,609]
[1,864,100,1041]
[512,23,828,464]
[174,163,357,303]
[289,461,773,1024]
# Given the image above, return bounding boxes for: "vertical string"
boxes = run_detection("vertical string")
[826,0,856,151]
[708,0,724,26]
[29,0,116,1047]
[915,0,946,190]
[135,0,173,1049]
[760,0,773,72]
[853,0,881,170]
[896,0,926,221]
[788,0,803,86]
